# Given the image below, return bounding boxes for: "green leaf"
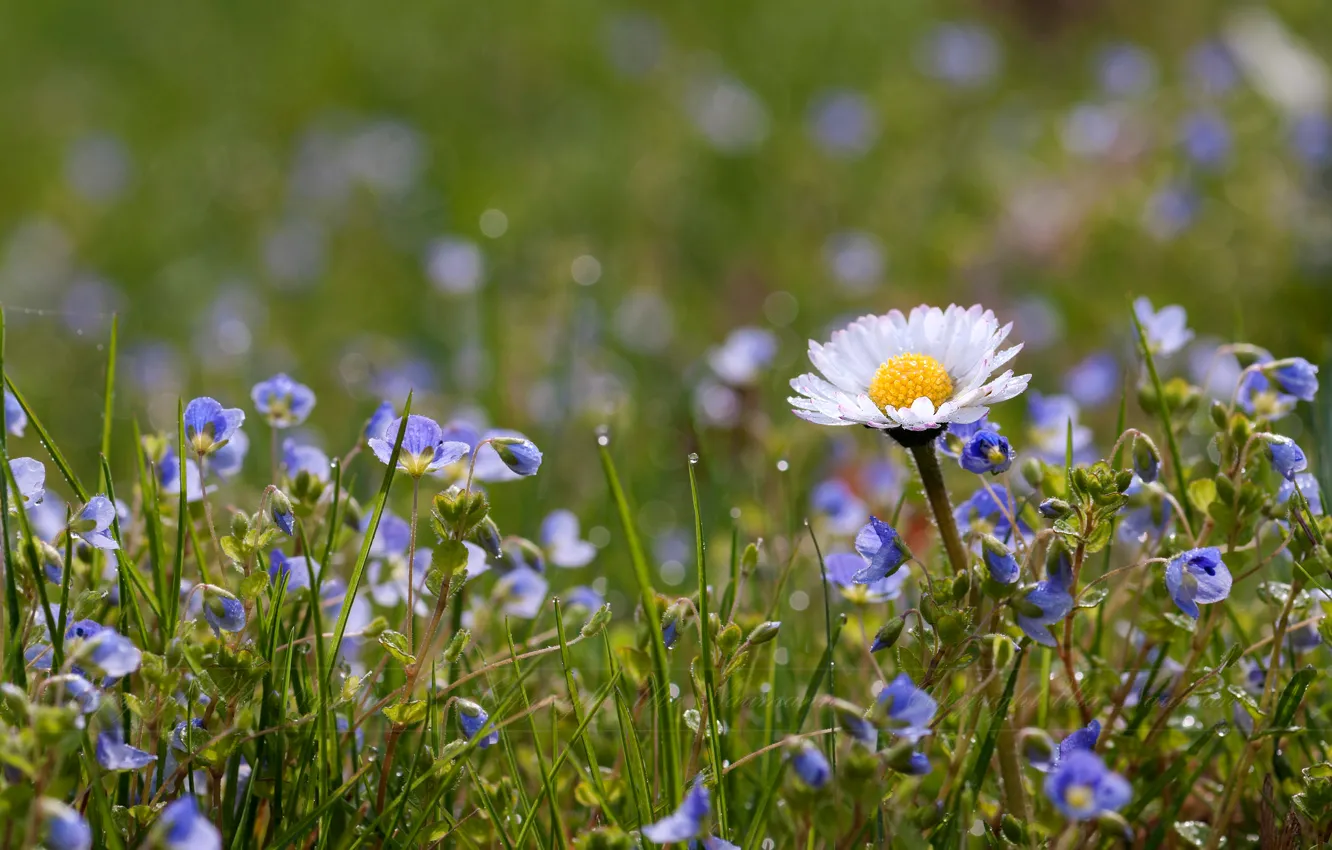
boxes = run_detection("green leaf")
[1256,581,1311,610]
[1187,479,1217,514]
[239,569,270,601]
[1163,612,1197,633]
[1271,665,1316,729]
[1075,586,1110,609]
[383,700,428,726]
[378,630,417,666]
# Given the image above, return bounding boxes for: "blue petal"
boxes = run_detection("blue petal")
[96,734,157,771]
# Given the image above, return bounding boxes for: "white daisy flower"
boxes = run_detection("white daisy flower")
[789,304,1031,436]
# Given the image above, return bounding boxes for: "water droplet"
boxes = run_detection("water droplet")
[776,459,789,472]
[688,452,699,464]
[595,425,611,446]
[729,507,741,519]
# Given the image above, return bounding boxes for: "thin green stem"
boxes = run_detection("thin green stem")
[909,442,969,575]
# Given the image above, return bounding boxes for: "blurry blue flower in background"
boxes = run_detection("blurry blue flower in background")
[826,552,909,604]
[283,438,331,483]
[41,798,92,850]
[457,699,500,748]
[563,585,605,612]
[425,237,485,295]
[1118,479,1174,544]
[790,739,832,789]
[1017,554,1074,646]
[686,73,769,153]
[1062,103,1127,159]
[1143,182,1199,241]
[811,478,867,536]
[1278,473,1322,515]
[955,484,1032,547]
[1029,719,1100,773]
[1096,43,1157,97]
[920,22,1001,88]
[1290,112,1332,166]
[641,779,737,847]
[1185,41,1239,97]
[251,373,316,428]
[541,510,597,568]
[1180,110,1231,167]
[269,551,319,592]
[602,11,665,79]
[209,429,248,480]
[4,389,25,436]
[183,397,245,457]
[1133,297,1194,356]
[808,89,878,158]
[1044,750,1131,820]
[1165,547,1231,618]
[159,448,208,503]
[494,566,548,620]
[9,456,45,505]
[1238,365,1296,420]
[1062,352,1120,408]
[70,495,119,550]
[707,327,777,387]
[364,401,396,443]
[1028,392,1094,463]
[823,231,885,294]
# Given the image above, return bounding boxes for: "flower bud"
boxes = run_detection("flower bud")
[746,620,781,645]
[1038,498,1072,519]
[870,617,903,652]
[1020,458,1044,489]
[443,629,471,663]
[231,511,251,540]
[950,571,972,602]
[1001,814,1027,843]
[580,604,613,639]
[717,622,743,655]
[270,490,295,536]
[936,612,968,645]
[1210,400,1229,430]
[468,516,503,560]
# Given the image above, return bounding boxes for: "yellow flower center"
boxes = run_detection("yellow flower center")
[868,353,953,412]
[1065,784,1094,811]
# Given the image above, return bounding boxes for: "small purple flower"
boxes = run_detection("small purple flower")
[876,673,937,743]
[208,429,248,479]
[564,585,606,612]
[41,799,92,850]
[183,397,245,457]
[1016,555,1074,647]
[85,630,142,678]
[363,401,396,443]
[1096,43,1156,97]
[1044,750,1131,821]
[790,740,832,789]
[96,732,157,771]
[1185,41,1237,96]
[269,551,318,592]
[954,485,1032,546]
[810,478,867,536]
[202,587,247,635]
[70,495,119,550]
[642,779,711,844]
[826,552,909,604]
[1031,719,1101,773]
[283,439,331,483]
[489,434,543,477]
[159,448,207,503]
[960,430,1013,475]
[982,536,1020,585]
[541,510,597,568]
[271,494,295,536]
[1290,112,1332,166]
[1278,473,1322,516]
[1270,358,1319,401]
[251,372,316,428]
[1133,297,1193,356]
[4,389,26,437]
[937,413,997,458]
[920,22,1001,89]
[708,326,778,386]
[368,415,470,478]
[1265,435,1307,481]
[1062,352,1120,408]
[156,796,221,850]
[807,90,878,158]
[1165,547,1231,619]
[853,517,909,583]
[52,673,101,714]
[9,457,45,506]
[1238,368,1297,420]
[457,699,499,748]
[1180,110,1230,167]
[494,566,548,620]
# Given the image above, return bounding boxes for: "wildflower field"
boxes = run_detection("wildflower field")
[3,2,1332,848]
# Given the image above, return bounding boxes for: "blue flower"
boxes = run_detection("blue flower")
[1238,355,1297,419]
[541,510,597,568]
[1016,554,1074,647]
[85,630,142,678]
[954,485,1032,546]
[251,372,316,428]
[269,551,319,592]
[1291,112,1332,166]
[1278,473,1322,516]
[564,585,606,612]
[708,326,778,387]
[363,401,396,443]
[1186,40,1237,96]
[936,413,997,458]
[1180,110,1230,167]
[1062,352,1119,409]
[790,740,831,789]
[283,438,331,483]
[1097,43,1156,97]
[810,478,867,535]
[457,699,500,748]
[1270,358,1319,401]
[922,23,1000,89]
[982,536,1020,585]
[70,495,119,551]
[1132,297,1192,356]
[272,495,295,536]
[826,552,909,604]
[183,397,245,457]
[9,457,45,505]
[902,752,933,775]
[66,619,103,641]
[1265,436,1307,481]
[494,566,548,620]
[368,415,470,478]
[1030,720,1101,773]
[490,434,543,477]
[208,429,248,479]
[158,448,207,503]
[52,673,101,714]
[852,517,909,583]
[1044,750,1131,821]
[202,588,247,635]
[642,779,711,844]
[1028,391,1094,463]
[96,731,157,771]
[156,796,221,850]
[876,673,937,743]
[4,389,26,437]
[1165,547,1231,619]
[960,430,1013,475]
[41,799,91,850]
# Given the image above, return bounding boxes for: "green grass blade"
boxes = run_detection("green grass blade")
[503,620,566,846]
[100,455,157,647]
[688,456,729,834]
[1131,305,1193,526]
[171,399,188,629]
[4,375,89,502]
[0,307,23,687]
[966,644,1026,793]
[607,633,653,826]
[1,451,62,666]
[100,314,117,466]
[552,598,614,823]
[598,437,680,805]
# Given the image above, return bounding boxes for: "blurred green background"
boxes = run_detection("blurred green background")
[2,0,1331,525]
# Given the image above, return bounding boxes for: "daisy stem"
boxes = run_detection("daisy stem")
[908,442,969,576]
